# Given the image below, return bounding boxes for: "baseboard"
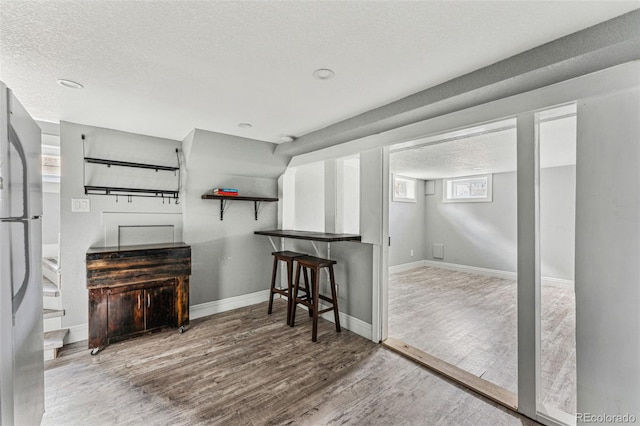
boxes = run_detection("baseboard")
[388,260,426,274]
[192,291,373,341]
[66,323,89,344]
[421,260,574,289]
[320,308,372,341]
[189,289,271,320]
[541,276,574,289]
[423,260,516,281]
[63,290,372,345]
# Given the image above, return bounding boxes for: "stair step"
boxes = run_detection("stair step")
[43,309,65,319]
[44,329,68,351]
[42,257,61,287]
[43,277,60,297]
[42,257,60,271]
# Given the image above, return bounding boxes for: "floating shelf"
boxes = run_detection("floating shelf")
[84,157,180,172]
[201,192,278,221]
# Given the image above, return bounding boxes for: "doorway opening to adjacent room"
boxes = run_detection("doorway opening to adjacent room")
[385,104,577,423]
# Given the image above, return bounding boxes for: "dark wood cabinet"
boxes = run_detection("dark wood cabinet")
[86,243,191,354]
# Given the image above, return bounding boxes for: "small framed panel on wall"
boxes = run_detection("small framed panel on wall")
[392,174,416,203]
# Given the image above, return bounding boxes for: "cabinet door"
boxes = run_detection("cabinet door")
[145,285,176,330]
[108,288,145,339]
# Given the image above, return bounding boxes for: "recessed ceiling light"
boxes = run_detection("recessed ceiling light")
[280,135,295,143]
[472,167,484,170]
[312,68,335,80]
[238,123,252,129]
[56,79,84,89]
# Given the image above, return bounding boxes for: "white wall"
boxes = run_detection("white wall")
[42,191,60,246]
[60,122,182,331]
[575,86,640,418]
[339,156,360,234]
[292,161,324,232]
[389,179,426,267]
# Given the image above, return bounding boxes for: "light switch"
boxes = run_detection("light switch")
[72,198,90,213]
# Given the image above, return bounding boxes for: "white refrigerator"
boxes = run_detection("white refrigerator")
[0,81,45,425]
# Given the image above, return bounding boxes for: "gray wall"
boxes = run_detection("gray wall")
[182,129,289,304]
[423,167,575,280]
[424,171,518,272]
[389,178,426,266]
[575,87,639,418]
[540,165,576,281]
[60,122,182,329]
[42,191,60,245]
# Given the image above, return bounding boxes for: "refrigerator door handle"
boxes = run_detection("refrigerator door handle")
[8,122,30,220]
[7,122,32,316]
[10,220,31,317]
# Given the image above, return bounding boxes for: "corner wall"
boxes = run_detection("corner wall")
[60,122,182,332]
[389,179,426,267]
[422,167,575,280]
[181,129,289,305]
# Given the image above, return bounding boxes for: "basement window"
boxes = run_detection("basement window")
[443,174,492,203]
[42,145,61,183]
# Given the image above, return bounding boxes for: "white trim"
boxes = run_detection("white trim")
[442,174,493,203]
[424,260,516,281]
[391,260,573,289]
[388,261,426,274]
[540,276,574,290]
[297,303,373,341]
[62,289,372,344]
[66,323,89,344]
[190,290,271,320]
[325,311,372,340]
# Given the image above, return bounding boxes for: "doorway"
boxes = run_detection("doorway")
[385,105,577,423]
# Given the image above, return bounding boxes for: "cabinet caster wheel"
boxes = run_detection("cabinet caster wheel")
[178,326,185,334]
[90,347,102,356]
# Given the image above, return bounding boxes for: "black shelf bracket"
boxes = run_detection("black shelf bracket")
[218,200,264,221]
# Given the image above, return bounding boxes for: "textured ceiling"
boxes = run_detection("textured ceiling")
[0,1,637,143]
[390,112,576,180]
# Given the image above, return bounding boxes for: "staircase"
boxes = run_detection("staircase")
[42,257,68,359]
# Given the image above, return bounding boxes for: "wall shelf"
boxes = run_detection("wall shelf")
[84,157,180,172]
[82,134,181,203]
[201,192,278,221]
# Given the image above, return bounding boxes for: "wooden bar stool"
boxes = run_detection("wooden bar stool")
[268,251,307,325]
[290,255,341,342]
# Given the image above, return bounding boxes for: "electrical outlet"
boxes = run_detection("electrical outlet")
[410,249,414,257]
[71,198,90,212]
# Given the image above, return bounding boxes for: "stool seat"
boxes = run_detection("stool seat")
[291,255,341,342]
[272,250,307,260]
[295,255,337,268]
[268,251,308,325]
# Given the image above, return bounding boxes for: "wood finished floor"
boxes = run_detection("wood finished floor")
[43,300,538,425]
[388,266,576,415]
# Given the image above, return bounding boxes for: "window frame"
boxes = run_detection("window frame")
[392,174,417,203]
[442,174,493,203]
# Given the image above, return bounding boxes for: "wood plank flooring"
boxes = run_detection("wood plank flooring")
[43,300,538,425]
[388,266,576,415]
